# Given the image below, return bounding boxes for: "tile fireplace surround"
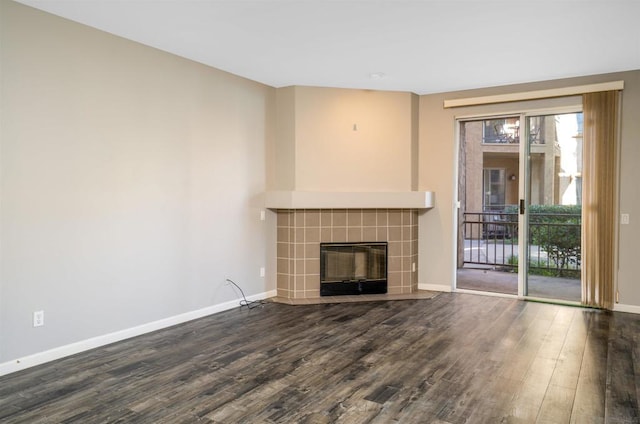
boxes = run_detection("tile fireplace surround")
[276,209,418,300]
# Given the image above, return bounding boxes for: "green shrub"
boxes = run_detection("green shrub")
[529,204,581,277]
[506,255,518,273]
[502,204,581,278]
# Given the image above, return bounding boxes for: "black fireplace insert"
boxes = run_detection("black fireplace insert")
[320,242,387,296]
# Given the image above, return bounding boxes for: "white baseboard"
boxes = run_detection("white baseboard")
[419,283,452,292]
[614,303,640,314]
[0,289,277,377]
[455,288,518,299]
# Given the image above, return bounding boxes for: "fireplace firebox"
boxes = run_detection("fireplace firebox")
[320,242,388,296]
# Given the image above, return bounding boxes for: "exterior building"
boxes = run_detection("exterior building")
[461,116,566,215]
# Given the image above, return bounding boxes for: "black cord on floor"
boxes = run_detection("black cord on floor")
[226,279,266,309]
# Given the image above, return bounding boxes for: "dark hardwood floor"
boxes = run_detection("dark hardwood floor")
[1,293,639,423]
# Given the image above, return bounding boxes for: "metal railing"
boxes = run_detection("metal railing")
[462,211,581,277]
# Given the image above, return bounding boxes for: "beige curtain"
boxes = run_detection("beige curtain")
[582,91,620,309]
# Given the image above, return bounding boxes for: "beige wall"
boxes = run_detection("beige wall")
[1,1,275,362]
[418,71,640,309]
[271,87,296,190]
[272,86,417,192]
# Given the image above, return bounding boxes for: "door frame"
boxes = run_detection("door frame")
[454,105,583,304]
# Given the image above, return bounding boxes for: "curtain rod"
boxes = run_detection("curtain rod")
[443,81,624,108]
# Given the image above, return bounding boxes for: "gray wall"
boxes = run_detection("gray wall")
[1,1,275,362]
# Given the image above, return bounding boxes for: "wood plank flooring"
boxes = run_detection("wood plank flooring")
[1,293,639,423]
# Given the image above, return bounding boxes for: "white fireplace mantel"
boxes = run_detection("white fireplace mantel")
[264,191,435,210]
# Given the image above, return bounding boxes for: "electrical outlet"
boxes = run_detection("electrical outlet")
[621,213,630,225]
[33,310,44,327]
[260,210,266,221]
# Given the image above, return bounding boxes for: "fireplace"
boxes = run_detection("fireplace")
[320,242,388,296]
[275,209,418,300]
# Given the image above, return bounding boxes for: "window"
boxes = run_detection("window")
[483,168,506,211]
[482,117,519,143]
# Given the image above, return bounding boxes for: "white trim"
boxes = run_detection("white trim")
[264,191,435,210]
[522,296,583,307]
[455,105,583,122]
[0,290,277,377]
[455,288,519,299]
[519,111,528,298]
[451,117,461,293]
[419,283,452,292]
[444,81,624,108]
[614,303,640,314]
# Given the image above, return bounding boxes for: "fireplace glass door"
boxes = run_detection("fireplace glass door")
[320,242,387,296]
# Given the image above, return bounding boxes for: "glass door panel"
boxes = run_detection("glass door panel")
[523,112,583,302]
[456,119,519,295]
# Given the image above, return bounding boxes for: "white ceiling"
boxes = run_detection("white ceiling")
[15,0,640,95]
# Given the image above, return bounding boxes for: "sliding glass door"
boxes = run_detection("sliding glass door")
[457,110,583,303]
[522,112,583,302]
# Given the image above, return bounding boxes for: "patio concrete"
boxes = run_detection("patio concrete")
[456,267,581,302]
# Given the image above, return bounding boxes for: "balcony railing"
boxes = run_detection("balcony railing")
[462,211,581,278]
